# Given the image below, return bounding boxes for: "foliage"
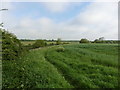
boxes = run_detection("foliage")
[32,40,47,48]
[93,37,120,44]
[1,29,23,60]
[79,38,90,43]
[0,22,3,27]
[98,37,104,41]
[93,39,101,43]
[93,39,120,44]
[93,37,105,43]
[20,39,35,41]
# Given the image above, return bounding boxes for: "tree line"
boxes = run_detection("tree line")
[79,38,120,44]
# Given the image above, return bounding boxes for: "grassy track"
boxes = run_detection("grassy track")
[45,44,118,88]
[2,44,119,88]
[2,47,72,88]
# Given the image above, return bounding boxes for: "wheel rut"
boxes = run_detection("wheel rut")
[43,55,74,88]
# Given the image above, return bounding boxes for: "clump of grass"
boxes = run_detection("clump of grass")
[56,47,65,52]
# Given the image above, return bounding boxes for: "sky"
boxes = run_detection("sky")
[0,1,118,40]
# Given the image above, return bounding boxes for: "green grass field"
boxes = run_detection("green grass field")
[2,44,119,88]
[21,41,35,45]
[21,40,76,46]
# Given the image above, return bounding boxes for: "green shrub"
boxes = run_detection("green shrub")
[93,39,104,43]
[56,47,65,52]
[79,39,90,43]
[32,40,47,48]
[1,29,23,60]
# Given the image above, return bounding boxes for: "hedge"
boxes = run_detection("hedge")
[1,29,23,60]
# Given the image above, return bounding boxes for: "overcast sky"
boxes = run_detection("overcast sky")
[1,1,118,40]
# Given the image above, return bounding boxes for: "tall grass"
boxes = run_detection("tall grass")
[45,44,118,88]
[2,44,118,88]
[2,48,72,88]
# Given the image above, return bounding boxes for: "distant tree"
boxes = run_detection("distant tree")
[79,38,90,43]
[108,41,113,44]
[52,39,54,42]
[32,40,47,48]
[94,39,101,43]
[56,38,61,45]
[99,37,105,41]
[0,22,3,27]
[93,37,105,43]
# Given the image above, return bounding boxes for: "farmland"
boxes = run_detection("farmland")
[21,41,35,45]
[2,43,119,88]
[20,40,77,46]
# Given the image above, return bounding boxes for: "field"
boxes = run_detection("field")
[2,44,119,88]
[21,40,77,46]
[21,41,35,45]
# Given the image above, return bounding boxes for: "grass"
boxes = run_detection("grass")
[21,40,75,46]
[2,48,72,88]
[21,41,35,45]
[45,44,118,88]
[2,43,119,88]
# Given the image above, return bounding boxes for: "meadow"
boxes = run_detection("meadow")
[20,40,77,46]
[2,43,119,88]
[21,41,35,45]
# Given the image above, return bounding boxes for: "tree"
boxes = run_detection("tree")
[0,22,3,27]
[79,38,90,43]
[56,38,61,45]
[52,39,54,42]
[94,37,105,43]
[32,40,47,48]
[99,37,104,41]
[93,39,101,43]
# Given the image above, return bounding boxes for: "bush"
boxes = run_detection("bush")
[93,39,102,43]
[1,29,23,60]
[32,40,47,48]
[56,47,65,52]
[79,39,90,43]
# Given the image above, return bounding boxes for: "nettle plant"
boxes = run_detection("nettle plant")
[1,29,23,60]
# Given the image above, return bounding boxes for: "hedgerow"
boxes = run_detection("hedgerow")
[1,29,23,60]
